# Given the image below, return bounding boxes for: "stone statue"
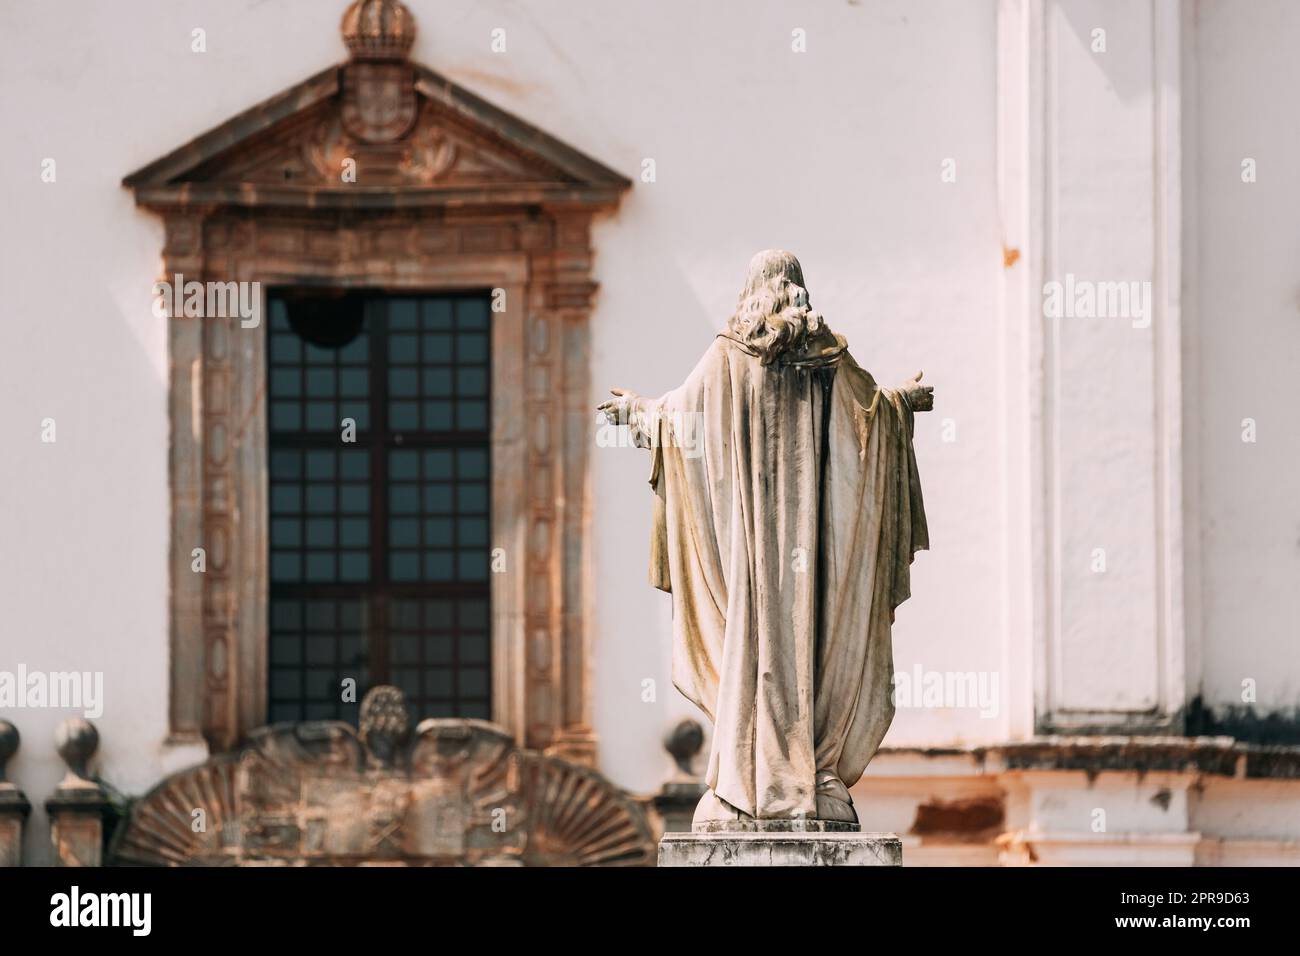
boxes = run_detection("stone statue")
[600,250,931,828]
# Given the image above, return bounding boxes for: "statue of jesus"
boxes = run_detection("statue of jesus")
[600,250,931,827]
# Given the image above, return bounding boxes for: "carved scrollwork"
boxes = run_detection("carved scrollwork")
[110,687,653,866]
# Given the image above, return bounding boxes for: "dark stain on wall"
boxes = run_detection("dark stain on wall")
[1184,696,1300,746]
[911,796,1005,842]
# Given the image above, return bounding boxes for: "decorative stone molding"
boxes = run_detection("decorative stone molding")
[111,686,654,866]
[123,2,629,758]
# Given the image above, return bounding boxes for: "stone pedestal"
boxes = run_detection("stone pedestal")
[46,718,110,867]
[47,788,111,867]
[659,821,902,867]
[0,789,30,868]
[0,721,28,867]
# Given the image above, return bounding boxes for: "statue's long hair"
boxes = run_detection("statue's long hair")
[726,249,827,365]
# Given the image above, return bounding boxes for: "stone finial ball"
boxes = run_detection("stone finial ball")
[664,718,705,770]
[341,0,416,60]
[55,718,99,770]
[0,721,18,772]
[0,720,18,756]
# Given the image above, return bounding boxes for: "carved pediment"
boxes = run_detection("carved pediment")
[110,688,655,866]
[200,94,571,192]
[123,12,629,211]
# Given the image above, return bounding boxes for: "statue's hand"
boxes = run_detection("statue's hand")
[903,370,934,412]
[597,387,637,425]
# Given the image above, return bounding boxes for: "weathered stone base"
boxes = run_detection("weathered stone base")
[658,831,902,867]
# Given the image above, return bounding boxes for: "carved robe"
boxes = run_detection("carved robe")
[633,333,928,819]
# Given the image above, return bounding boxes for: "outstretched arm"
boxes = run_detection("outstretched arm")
[597,387,658,448]
[899,370,934,412]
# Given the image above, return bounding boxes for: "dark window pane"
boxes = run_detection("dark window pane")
[272,518,302,548]
[305,343,335,365]
[271,485,302,513]
[390,552,420,581]
[423,299,453,329]
[422,333,453,362]
[339,368,368,397]
[461,633,489,664]
[305,518,335,547]
[338,336,368,363]
[423,450,453,478]
[306,636,335,665]
[271,601,301,629]
[305,553,335,581]
[269,292,491,723]
[427,600,455,628]
[460,484,488,513]
[457,368,488,397]
[271,450,302,479]
[423,368,453,396]
[271,402,302,431]
[389,367,418,397]
[339,450,368,480]
[340,402,369,430]
[426,670,453,697]
[390,518,419,547]
[339,518,369,547]
[391,600,421,629]
[306,402,336,430]
[389,334,419,363]
[306,485,336,514]
[306,450,336,479]
[458,401,488,431]
[270,635,301,666]
[458,449,488,479]
[339,485,369,514]
[461,600,489,628]
[458,333,488,362]
[390,401,419,430]
[457,298,489,330]
[390,486,420,514]
[389,450,419,480]
[423,485,453,513]
[424,552,455,581]
[425,518,454,548]
[306,368,335,397]
[390,299,418,330]
[424,634,453,664]
[271,334,301,362]
[271,368,301,396]
[423,401,453,430]
[305,601,336,629]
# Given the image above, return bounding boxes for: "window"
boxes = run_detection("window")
[266,291,492,724]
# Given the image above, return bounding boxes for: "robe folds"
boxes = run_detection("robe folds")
[634,335,928,819]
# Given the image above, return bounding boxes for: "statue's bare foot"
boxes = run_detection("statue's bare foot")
[815,771,859,824]
[691,789,751,827]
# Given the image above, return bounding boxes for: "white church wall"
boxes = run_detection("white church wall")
[1185,0,1300,730]
[1,0,1297,867]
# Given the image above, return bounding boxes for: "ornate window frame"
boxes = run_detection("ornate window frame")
[123,43,628,764]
